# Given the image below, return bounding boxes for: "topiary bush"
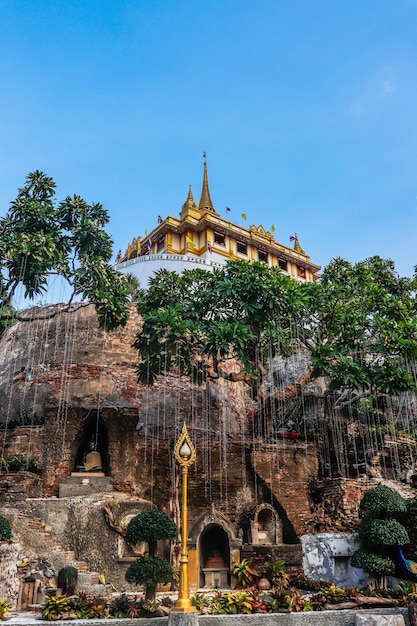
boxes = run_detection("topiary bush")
[0,515,12,541]
[126,556,174,592]
[125,510,178,601]
[352,485,408,587]
[351,548,395,576]
[359,484,407,517]
[126,510,178,550]
[359,517,409,547]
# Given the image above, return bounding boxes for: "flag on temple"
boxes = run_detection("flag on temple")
[241,213,247,220]
[147,237,152,251]
[271,224,276,233]
[207,242,213,253]
[186,235,196,248]
[157,215,162,224]
[226,207,231,213]
[290,234,298,241]
[115,249,122,263]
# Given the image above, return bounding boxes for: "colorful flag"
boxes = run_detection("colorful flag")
[115,249,122,263]
[241,213,247,220]
[157,215,162,224]
[147,237,152,251]
[186,235,196,248]
[207,242,213,253]
[290,234,298,242]
[226,207,231,213]
[271,224,276,233]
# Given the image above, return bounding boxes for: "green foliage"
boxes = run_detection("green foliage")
[351,548,396,576]
[108,594,130,618]
[135,256,417,414]
[0,515,12,541]
[135,261,307,388]
[125,555,174,588]
[359,517,409,547]
[0,597,10,621]
[41,594,72,620]
[403,498,417,560]
[0,413,45,430]
[0,171,130,332]
[57,566,78,596]
[306,256,417,399]
[232,558,258,588]
[359,485,407,517]
[0,455,38,473]
[125,509,178,547]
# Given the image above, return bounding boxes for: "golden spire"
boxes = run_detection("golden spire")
[182,185,197,211]
[180,185,200,220]
[198,153,216,213]
[292,234,306,256]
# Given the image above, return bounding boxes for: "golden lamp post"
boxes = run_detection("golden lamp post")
[172,422,197,613]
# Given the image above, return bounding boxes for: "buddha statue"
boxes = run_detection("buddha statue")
[83,442,102,472]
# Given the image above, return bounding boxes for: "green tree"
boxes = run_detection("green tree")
[0,171,131,332]
[134,260,308,390]
[303,256,417,409]
[125,510,178,600]
[351,485,408,587]
[134,256,417,408]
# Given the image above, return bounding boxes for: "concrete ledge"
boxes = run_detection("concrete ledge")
[5,609,410,626]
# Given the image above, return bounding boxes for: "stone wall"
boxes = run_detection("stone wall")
[0,542,22,607]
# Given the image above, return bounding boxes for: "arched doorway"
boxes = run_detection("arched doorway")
[199,524,230,589]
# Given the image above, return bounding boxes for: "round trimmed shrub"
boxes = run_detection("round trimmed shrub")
[359,484,406,517]
[126,510,178,546]
[359,517,409,547]
[0,514,12,541]
[126,556,174,588]
[351,548,395,576]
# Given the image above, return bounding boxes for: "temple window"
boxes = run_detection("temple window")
[237,241,247,255]
[214,232,225,246]
[278,258,287,272]
[258,250,268,263]
[157,237,165,253]
[298,266,306,279]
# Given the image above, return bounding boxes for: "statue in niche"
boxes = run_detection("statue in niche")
[83,441,102,472]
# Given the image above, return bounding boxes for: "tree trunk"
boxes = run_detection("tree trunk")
[409,594,417,626]
[145,584,156,602]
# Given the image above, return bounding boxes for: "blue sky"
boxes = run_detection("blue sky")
[1,0,417,289]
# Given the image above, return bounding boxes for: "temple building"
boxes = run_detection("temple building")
[115,159,320,287]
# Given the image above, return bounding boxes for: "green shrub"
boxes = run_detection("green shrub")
[0,455,38,473]
[0,515,12,541]
[126,510,178,547]
[359,484,406,517]
[359,517,409,547]
[351,548,395,576]
[57,566,78,596]
[126,556,173,591]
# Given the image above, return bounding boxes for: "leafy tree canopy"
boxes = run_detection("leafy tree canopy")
[134,256,417,406]
[0,171,131,331]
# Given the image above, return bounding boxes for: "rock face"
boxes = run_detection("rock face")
[0,303,321,600]
[0,303,414,601]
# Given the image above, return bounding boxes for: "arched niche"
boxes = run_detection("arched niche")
[251,503,282,545]
[189,506,241,590]
[73,412,110,475]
